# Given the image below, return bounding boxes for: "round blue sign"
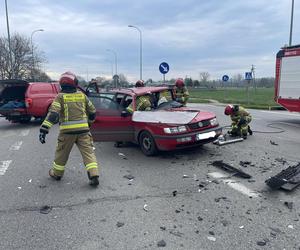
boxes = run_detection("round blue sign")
[222,75,229,82]
[159,62,169,74]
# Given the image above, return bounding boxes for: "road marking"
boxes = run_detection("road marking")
[208,172,259,198]
[20,129,30,136]
[260,111,300,117]
[9,141,23,151]
[0,160,12,176]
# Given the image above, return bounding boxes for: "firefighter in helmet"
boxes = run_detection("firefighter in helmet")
[174,78,189,106]
[126,94,152,113]
[135,80,145,87]
[224,104,253,139]
[39,72,100,186]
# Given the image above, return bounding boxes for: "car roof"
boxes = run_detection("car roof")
[111,86,169,95]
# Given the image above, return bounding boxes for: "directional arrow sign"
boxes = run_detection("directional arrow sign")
[222,75,229,82]
[159,62,169,74]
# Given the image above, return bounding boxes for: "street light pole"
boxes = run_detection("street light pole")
[106,49,118,76]
[289,0,294,46]
[30,29,44,81]
[128,25,142,80]
[5,0,13,79]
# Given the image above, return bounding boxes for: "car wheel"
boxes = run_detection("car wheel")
[139,131,157,156]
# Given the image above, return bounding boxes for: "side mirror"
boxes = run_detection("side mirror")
[121,110,130,117]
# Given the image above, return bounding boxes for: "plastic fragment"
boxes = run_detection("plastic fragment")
[143,204,148,212]
[207,236,216,242]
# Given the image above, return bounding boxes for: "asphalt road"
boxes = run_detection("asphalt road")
[0,104,299,250]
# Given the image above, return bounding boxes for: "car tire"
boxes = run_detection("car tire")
[139,131,157,156]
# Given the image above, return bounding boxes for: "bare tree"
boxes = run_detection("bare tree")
[0,33,47,80]
[199,72,210,83]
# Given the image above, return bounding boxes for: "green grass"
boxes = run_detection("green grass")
[188,87,281,109]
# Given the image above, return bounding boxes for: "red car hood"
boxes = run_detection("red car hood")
[132,109,215,125]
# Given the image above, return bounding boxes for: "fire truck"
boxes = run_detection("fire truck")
[275,44,300,112]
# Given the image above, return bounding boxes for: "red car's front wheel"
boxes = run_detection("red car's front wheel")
[139,131,157,156]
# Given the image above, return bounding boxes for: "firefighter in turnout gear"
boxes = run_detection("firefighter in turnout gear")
[224,104,253,139]
[174,78,189,106]
[126,94,152,113]
[39,72,100,186]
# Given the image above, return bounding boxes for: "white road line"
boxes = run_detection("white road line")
[0,160,12,176]
[9,141,23,151]
[259,111,300,117]
[20,129,30,136]
[208,172,259,198]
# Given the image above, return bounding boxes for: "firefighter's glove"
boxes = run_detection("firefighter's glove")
[237,117,246,127]
[39,128,48,144]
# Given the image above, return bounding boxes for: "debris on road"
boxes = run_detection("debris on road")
[211,160,252,179]
[284,201,293,210]
[143,204,149,212]
[118,152,127,159]
[123,174,135,180]
[28,179,32,183]
[239,161,252,168]
[239,225,244,229]
[288,225,294,229]
[157,240,166,247]
[265,163,300,190]
[221,220,229,227]
[275,158,287,165]
[257,240,267,246]
[172,190,177,197]
[207,236,216,242]
[17,187,22,190]
[270,140,278,146]
[197,216,203,221]
[182,174,190,178]
[116,222,125,228]
[40,205,52,214]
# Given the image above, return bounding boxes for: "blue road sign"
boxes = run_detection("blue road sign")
[245,72,252,80]
[159,62,169,74]
[222,75,229,82]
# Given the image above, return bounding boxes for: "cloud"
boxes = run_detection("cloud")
[0,0,299,81]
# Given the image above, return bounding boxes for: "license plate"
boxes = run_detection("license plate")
[196,131,216,140]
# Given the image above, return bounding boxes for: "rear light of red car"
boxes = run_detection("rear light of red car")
[25,98,33,108]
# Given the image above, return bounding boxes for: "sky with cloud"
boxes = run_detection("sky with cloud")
[0,0,299,82]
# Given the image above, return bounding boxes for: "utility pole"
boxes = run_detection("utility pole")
[5,0,13,79]
[289,0,294,46]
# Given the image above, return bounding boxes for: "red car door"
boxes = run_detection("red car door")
[89,93,134,142]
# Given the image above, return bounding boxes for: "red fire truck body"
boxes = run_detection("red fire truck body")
[275,45,300,112]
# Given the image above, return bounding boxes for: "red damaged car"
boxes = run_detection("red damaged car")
[88,86,222,156]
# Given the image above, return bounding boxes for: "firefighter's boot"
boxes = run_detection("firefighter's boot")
[49,169,63,181]
[248,126,253,135]
[87,168,99,187]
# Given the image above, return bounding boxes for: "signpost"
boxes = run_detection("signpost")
[159,62,169,82]
[245,72,252,104]
[222,75,229,101]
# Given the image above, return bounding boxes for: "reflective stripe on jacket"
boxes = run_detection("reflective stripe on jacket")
[127,95,151,113]
[41,90,96,133]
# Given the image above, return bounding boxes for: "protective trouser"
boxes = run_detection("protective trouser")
[52,132,99,178]
[231,116,252,136]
